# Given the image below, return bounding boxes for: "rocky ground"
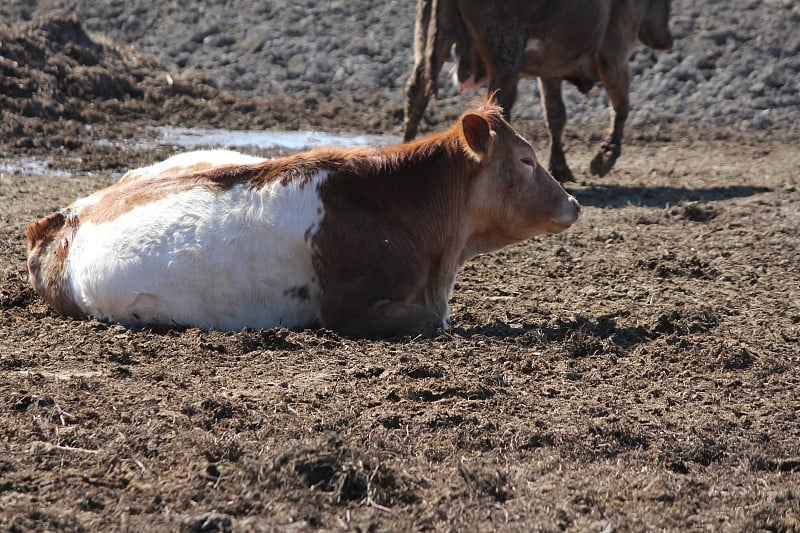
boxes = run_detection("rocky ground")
[1,1,799,531]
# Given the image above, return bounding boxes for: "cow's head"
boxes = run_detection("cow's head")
[459,102,580,253]
[638,0,673,50]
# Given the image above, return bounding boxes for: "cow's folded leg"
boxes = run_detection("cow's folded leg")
[363,299,442,338]
[324,297,442,339]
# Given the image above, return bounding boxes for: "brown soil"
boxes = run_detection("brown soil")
[1,15,799,532]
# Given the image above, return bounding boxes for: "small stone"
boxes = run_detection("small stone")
[752,110,772,129]
[181,511,235,533]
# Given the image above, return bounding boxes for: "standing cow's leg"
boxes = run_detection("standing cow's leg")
[537,77,574,182]
[474,23,524,120]
[488,72,518,121]
[590,60,631,177]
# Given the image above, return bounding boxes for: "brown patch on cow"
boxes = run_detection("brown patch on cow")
[26,210,84,317]
[117,161,219,185]
[247,154,327,189]
[284,285,311,301]
[77,161,321,225]
[310,101,515,336]
[26,211,64,255]
[75,134,526,228]
[304,225,316,244]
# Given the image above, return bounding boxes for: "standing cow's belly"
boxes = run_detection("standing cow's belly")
[65,178,326,330]
[521,38,599,80]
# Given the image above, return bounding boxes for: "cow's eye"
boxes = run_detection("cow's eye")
[520,157,535,169]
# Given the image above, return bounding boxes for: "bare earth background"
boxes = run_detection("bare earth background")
[1,1,799,531]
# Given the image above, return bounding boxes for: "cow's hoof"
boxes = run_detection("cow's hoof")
[590,144,620,177]
[550,164,575,183]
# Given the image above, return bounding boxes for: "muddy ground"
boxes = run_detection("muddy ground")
[1,10,800,533]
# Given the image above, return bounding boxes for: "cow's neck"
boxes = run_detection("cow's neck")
[388,140,482,310]
[463,231,523,262]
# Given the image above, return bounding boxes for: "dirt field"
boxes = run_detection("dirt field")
[2,9,799,533]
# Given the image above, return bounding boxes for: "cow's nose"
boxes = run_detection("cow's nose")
[569,196,581,214]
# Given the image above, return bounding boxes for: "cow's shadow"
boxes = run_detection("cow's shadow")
[450,314,651,353]
[569,184,770,209]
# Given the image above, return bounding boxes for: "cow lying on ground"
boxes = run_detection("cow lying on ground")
[26,101,580,338]
[404,0,674,182]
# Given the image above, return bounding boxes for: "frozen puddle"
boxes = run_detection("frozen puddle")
[0,157,71,177]
[0,128,401,177]
[153,126,401,151]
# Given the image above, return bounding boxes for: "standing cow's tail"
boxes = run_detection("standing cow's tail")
[405,0,435,140]
[423,0,442,99]
[424,0,466,99]
[404,0,463,141]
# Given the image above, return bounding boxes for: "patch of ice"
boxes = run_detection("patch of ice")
[153,127,401,151]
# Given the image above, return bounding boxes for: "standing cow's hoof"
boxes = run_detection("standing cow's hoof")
[548,151,576,183]
[549,164,575,183]
[590,143,620,177]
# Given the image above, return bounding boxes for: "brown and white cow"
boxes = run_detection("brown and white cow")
[26,101,580,338]
[404,0,674,182]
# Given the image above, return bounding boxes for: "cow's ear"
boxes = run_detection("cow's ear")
[461,113,493,160]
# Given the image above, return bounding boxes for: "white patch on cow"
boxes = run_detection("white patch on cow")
[64,167,328,330]
[450,62,459,90]
[459,76,482,91]
[451,66,483,92]
[524,38,544,54]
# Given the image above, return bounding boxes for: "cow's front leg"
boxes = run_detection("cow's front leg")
[363,299,443,338]
[591,61,630,177]
[538,77,574,182]
[327,299,442,339]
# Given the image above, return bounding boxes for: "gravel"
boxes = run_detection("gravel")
[2,0,798,133]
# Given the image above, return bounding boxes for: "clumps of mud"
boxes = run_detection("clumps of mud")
[0,14,400,158]
[0,15,220,152]
[0,270,35,310]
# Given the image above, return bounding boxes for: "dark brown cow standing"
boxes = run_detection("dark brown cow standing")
[404,0,674,182]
